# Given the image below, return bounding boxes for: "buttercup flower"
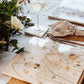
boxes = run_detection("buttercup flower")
[11,16,24,31]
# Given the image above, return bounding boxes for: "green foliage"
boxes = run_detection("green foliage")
[16,48,25,54]
[18,16,34,27]
[0,0,17,21]
[0,0,34,53]
[0,0,22,53]
[10,39,18,49]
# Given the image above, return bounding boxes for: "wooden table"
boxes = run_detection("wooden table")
[7,74,84,84]
[1,0,84,83]
[8,35,84,84]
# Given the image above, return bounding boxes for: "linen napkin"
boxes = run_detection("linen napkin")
[48,21,84,37]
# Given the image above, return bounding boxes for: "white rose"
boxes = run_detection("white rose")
[11,16,24,31]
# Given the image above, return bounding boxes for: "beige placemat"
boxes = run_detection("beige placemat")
[48,0,84,26]
[1,37,84,84]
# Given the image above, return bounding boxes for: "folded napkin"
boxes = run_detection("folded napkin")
[49,21,84,37]
[75,28,84,36]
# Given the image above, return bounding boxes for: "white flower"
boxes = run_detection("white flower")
[11,16,24,31]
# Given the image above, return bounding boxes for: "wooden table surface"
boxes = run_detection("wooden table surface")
[0,0,84,83]
[8,72,84,84]
[8,35,84,84]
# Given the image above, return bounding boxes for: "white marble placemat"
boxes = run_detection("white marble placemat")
[1,37,84,84]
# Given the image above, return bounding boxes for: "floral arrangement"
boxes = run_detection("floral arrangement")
[0,0,34,53]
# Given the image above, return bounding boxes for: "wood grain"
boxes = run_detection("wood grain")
[8,78,30,84]
[8,71,84,84]
[48,16,84,26]
[8,35,84,84]
[61,35,84,42]
[78,71,84,84]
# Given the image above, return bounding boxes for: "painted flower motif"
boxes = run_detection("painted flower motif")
[11,16,24,31]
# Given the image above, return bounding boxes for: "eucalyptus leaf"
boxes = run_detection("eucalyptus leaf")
[10,39,18,49]
[16,48,25,54]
